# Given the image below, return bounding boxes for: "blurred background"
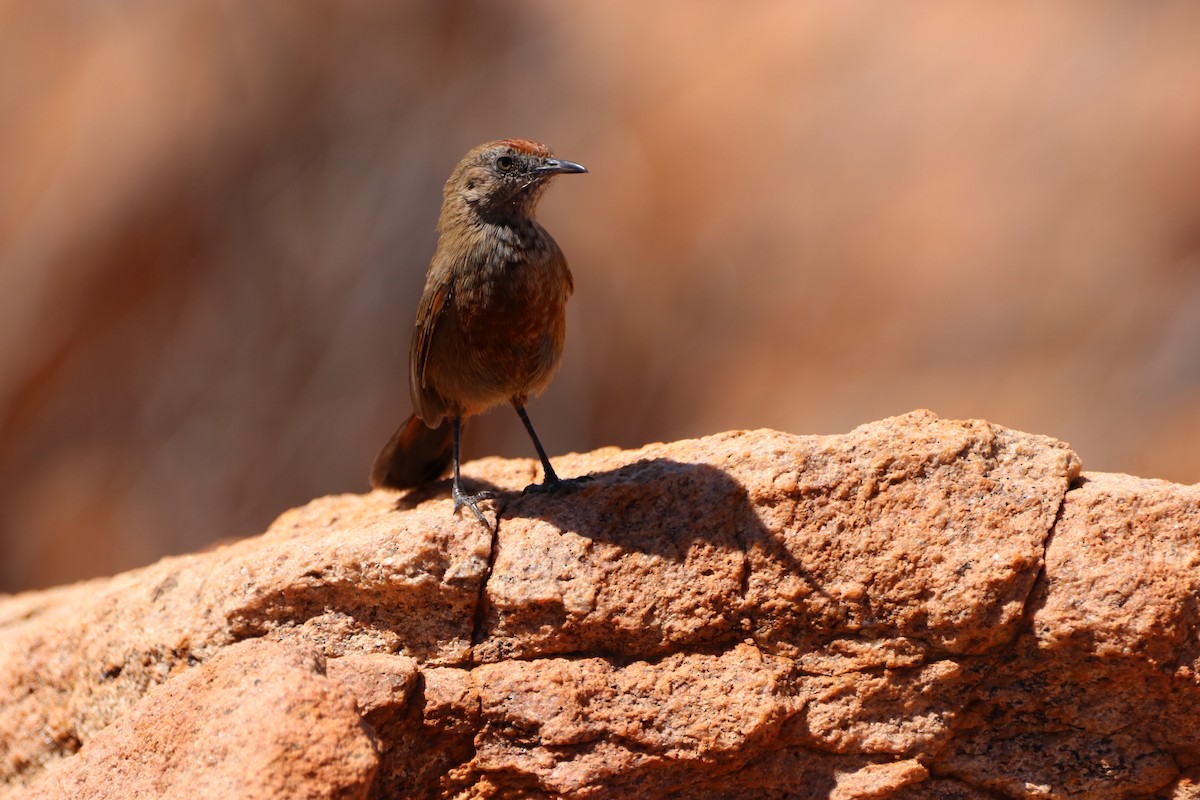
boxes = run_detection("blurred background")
[2,1,1199,591]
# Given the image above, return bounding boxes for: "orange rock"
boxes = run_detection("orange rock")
[19,639,376,799]
[4,413,1198,799]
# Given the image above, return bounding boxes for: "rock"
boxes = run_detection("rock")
[1,411,1197,799]
[932,471,1200,798]
[0,496,490,797]
[19,638,377,799]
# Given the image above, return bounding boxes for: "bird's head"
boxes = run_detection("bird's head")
[445,139,587,221]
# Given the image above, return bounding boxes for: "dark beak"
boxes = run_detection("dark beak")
[537,158,588,175]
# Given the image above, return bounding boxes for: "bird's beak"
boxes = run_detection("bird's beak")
[537,158,588,175]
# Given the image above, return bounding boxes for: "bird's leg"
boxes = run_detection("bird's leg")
[514,403,591,494]
[450,415,492,526]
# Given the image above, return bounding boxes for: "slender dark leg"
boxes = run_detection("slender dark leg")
[514,403,591,494]
[450,415,492,526]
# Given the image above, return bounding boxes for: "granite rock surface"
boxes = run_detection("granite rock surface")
[3,411,1197,799]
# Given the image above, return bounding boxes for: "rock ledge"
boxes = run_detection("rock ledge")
[2,411,1198,799]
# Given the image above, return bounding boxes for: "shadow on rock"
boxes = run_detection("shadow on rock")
[389,476,505,512]
[496,458,764,556]
[471,458,831,661]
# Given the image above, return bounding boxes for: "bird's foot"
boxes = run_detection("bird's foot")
[523,475,593,495]
[453,485,495,527]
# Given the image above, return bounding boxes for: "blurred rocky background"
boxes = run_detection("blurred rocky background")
[2,1,1199,592]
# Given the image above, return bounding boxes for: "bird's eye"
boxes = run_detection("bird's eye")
[496,155,515,172]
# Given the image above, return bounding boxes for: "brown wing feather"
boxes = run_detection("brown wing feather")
[409,278,451,425]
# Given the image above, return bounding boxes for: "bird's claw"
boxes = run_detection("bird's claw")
[452,487,495,527]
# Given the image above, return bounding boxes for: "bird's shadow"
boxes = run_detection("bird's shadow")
[460,455,825,587]
[390,456,837,658]
[394,457,840,605]
[500,458,758,557]
[394,457,815,573]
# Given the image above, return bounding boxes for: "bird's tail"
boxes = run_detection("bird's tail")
[370,414,454,490]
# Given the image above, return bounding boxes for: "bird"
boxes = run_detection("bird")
[370,139,589,525]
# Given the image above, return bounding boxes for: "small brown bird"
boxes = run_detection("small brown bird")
[370,139,589,524]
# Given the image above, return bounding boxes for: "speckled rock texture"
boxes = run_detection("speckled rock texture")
[2,410,1197,799]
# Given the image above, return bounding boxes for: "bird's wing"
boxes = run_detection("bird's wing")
[409,277,451,425]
